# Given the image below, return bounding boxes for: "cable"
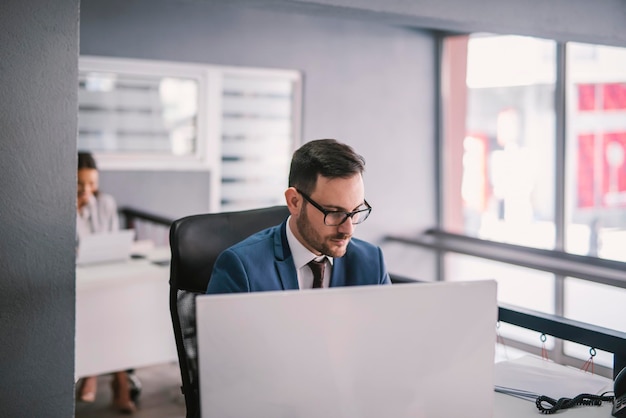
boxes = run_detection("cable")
[495,385,540,402]
[535,392,614,414]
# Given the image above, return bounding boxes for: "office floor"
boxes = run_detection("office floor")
[75,362,185,418]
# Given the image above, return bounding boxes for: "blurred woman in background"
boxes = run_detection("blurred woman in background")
[76,151,137,414]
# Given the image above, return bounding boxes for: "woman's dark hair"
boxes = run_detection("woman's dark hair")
[78,151,98,170]
[288,139,365,194]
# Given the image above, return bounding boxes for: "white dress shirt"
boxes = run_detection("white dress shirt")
[76,192,119,240]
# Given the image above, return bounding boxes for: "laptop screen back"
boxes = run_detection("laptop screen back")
[196,280,497,418]
[76,229,135,266]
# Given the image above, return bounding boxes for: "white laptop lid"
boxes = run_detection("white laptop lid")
[76,229,135,266]
[196,280,498,418]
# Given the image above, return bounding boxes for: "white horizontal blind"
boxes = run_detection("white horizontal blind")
[220,71,300,211]
[78,72,199,156]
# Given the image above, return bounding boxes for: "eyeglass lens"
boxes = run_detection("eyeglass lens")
[324,208,370,226]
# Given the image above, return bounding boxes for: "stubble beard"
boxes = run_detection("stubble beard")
[296,204,351,258]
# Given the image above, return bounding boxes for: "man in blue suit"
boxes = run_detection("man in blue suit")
[206,138,390,294]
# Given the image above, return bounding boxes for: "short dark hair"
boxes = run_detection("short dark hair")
[78,151,97,170]
[288,139,365,194]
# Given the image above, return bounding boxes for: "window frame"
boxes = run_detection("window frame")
[79,55,218,171]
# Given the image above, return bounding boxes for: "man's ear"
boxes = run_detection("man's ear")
[284,187,301,215]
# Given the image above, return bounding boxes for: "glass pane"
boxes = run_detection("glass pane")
[442,34,557,249]
[445,253,555,347]
[78,71,198,156]
[445,253,555,312]
[564,277,626,332]
[563,277,626,367]
[565,43,626,261]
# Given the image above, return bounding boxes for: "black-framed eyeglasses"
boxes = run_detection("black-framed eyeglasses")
[296,189,372,226]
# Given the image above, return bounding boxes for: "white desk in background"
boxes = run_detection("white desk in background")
[75,246,177,379]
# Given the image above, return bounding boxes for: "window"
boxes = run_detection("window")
[440,34,626,371]
[565,43,626,262]
[218,68,301,211]
[441,34,557,248]
[78,56,301,211]
[78,56,213,171]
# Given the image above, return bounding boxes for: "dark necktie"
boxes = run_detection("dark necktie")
[308,258,325,289]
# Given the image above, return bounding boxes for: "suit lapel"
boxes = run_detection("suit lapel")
[274,221,299,290]
[330,255,348,287]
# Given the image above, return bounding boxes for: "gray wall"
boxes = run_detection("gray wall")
[2,0,626,416]
[234,0,626,46]
[81,0,437,243]
[99,171,213,221]
[0,0,79,417]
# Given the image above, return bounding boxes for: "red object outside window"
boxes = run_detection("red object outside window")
[578,84,597,111]
[603,83,626,110]
[577,133,596,208]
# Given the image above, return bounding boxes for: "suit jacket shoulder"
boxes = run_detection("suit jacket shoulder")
[206,223,292,293]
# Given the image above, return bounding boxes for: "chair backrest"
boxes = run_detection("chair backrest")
[168,205,290,418]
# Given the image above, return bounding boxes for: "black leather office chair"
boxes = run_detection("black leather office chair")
[168,205,290,418]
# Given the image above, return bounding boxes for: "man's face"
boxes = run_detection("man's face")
[293,174,365,258]
[77,168,99,209]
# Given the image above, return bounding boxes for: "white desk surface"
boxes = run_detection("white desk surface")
[494,391,613,417]
[75,246,177,379]
[492,354,615,417]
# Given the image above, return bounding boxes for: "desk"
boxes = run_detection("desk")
[493,355,615,417]
[75,247,177,379]
[494,392,613,417]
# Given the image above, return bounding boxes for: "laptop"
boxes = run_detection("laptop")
[196,280,498,418]
[76,229,135,266]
